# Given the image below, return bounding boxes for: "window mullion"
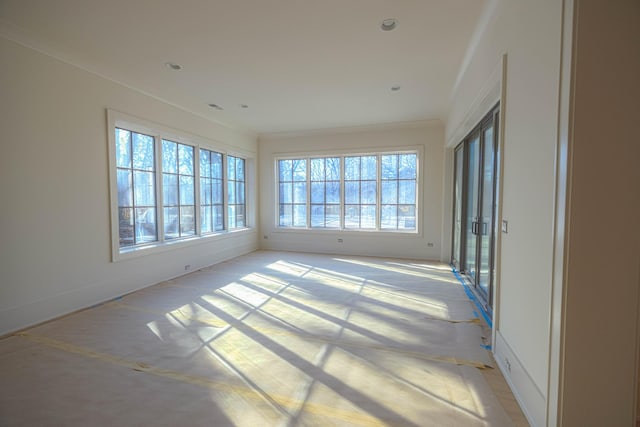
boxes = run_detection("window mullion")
[155,134,165,243]
[194,147,201,236]
[377,154,381,231]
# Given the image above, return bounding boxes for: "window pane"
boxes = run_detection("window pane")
[228,181,236,204]
[164,207,179,239]
[236,158,245,180]
[134,171,155,206]
[381,181,397,204]
[311,182,324,204]
[311,205,324,227]
[399,205,416,230]
[117,169,133,206]
[179,176,194,205]
[132,133,154,171]
[326,157,340,180]
[399,180,416,204]
[163,174,178,206]
[200,149,211,177]
[162,140,177,173]
[201,179,212,205]
[360,205,376,228]
[311,158,324,180]
[212,153,222,177]
[237,182,245,204]
[381,205,397,229]
[381,155,398,179]
[235,205,245,227]
[326,181,340,204]
[178,144,193,175]
[345,181,359,204]
[345,157,360,180]
[201,206,212,234]
[326,205,340,227]
[293,182,306,204]
[293,205,306,227]
[228,156,236,179]
[361,156,377,180]
[279,160,292,182]
[118,207,134,246]
[361,181,377,204]
[344,205,360,228]
[228,205,236,229]
[279,204,292,227]
[115,128,131,168]
[213,180,223,204]
[180,206,195,235]
[280,183,292,204]
[293,159,306,181]
[214,205,224,231]
[399,154,417,179]
[135,207,156,242]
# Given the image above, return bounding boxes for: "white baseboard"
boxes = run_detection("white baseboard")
[494,330,546,427]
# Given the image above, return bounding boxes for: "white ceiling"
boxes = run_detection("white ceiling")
[0,0,487,134]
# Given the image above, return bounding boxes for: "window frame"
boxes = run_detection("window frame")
[274,148,421,234]
[107,110,252,262]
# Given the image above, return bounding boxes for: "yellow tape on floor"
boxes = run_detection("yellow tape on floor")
[15,332,382,426]
[107,301,492,370]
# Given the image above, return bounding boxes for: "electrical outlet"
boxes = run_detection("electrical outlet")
[502,220,508,233]
[505,358,511,373]
[184,264,191,271]
[337,238,343,243]
[263,235,268,239]
[427,242,434,247]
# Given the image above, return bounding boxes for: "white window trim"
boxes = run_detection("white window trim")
[273,146,422,234]
[107,109,252,262]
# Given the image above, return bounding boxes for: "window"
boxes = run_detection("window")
[278,159,307,227]
[381,154,417,230]
[227,155,246,229]
[310,157,340,228]
[115,128,157,247]
[162,140,195,239]
[109,111,251,259]
[276,151,418,232]
[200,149,224,233]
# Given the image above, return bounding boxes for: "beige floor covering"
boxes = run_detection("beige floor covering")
[0,250,528,426]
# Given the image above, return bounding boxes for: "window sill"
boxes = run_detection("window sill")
[112,227,254,262]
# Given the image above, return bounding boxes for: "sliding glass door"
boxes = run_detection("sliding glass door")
[451,105,499,311]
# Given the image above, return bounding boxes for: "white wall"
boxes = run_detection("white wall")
[446,1,562,425]
[0,37,259,336]
[258,123,444,260]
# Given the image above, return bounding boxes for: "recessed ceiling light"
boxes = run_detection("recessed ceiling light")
[391,85,401,91]
[380,18,398,32]
[165,62,182,71]
[208,103,223,110]
[240,104,249,109]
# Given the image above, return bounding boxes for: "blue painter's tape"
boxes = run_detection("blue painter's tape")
[481,344,492,350]
[451,267,493,328]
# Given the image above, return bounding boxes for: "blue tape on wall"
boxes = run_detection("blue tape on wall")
[452,267,493,329]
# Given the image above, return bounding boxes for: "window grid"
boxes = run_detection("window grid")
[278,159,307,227]
[310,157,341,228]
[227,156,246,229]
[276,152,417,232]
[115,128,158,247]
[162,140,196,239]
[200,149,224,233]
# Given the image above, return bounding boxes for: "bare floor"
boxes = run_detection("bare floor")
[0,251,528,426]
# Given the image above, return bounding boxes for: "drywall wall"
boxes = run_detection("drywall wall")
[556,0,640,424]
[258,123,444,260]
[446,0,562,425]
[0,37,259,336]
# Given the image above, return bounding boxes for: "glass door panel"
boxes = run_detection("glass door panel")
[452,146,464,270]
[478,124,495,302]
[464,135,480,282]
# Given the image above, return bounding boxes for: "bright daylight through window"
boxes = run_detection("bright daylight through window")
[277,152,417,231]
[113,125,247,254]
